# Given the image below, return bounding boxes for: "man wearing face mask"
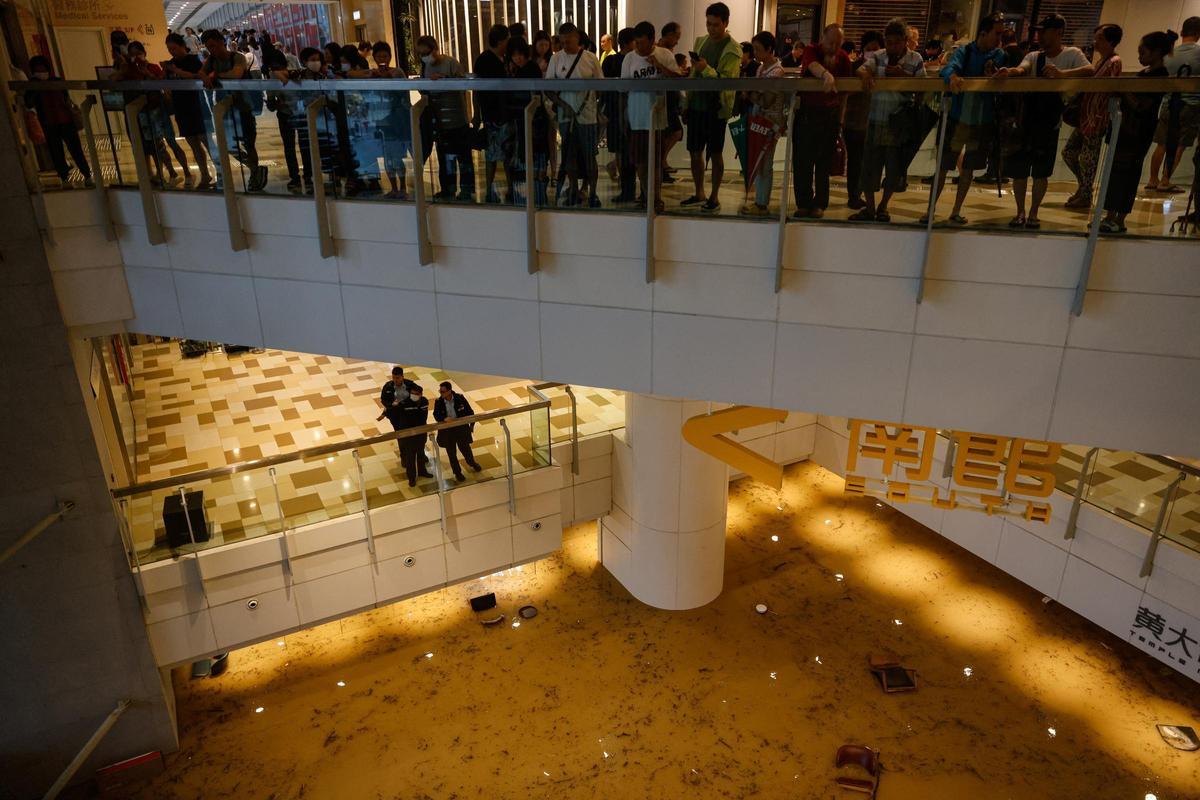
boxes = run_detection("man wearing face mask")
[416,35,474,201]
[200,29,268,191]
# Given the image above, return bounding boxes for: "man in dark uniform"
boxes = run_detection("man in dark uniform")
[377,366,433,485]
[433,381,483,481]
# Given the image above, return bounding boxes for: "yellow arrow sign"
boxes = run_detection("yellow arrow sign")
[681,406,790,489]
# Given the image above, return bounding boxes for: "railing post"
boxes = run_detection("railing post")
[428,432,449,533]
[42,700,130,800]
[177,486,208,599]
[498,418,516,514]
[211,96,249,252]
[78,96,115,241]
[774,93,797,293]
[1139,471,1186,578]
[524,95,540,274]
[410,96,434,265]
[564,384,579,476]
[645,93,662,284]
[1064,446,1099,540]
[268,467,293,581]
[916,95,950,303]
[122,95,165,245]
[113,499,149,612]
[305,95,335,259]
[352,450,375,557]
[941,433,956,480]
[1073,96,1122,316]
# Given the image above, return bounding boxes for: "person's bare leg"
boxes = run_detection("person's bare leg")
[1148,144,1166,187]
[1029,177,1048,222]
[952,171,973,217]
[1012,177,1027,218]
[878,188,894,215]
[166,135,189,178]
[928,169,950,218]
[705,151,724,203]
[485,160,498,196]
[1165,148,1187,186]
[186,136,211,183]
[690,150,705,200]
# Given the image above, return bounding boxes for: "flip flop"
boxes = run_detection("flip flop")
[1024,218,1041,229]
[848,209,875,222]
[1008,215,1025,228]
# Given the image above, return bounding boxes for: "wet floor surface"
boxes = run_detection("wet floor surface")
[133,462,1199,799]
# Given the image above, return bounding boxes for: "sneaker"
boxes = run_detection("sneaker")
[847,195,865,210]
[588,195,602,208]
[811,207,825,219]
[680,195,704,206]
[701,199,720,213]
[286,178,302,193]
[661,172,676,184]
[456,190,476,202]
[83,178,95,189]
[469,462,482,472]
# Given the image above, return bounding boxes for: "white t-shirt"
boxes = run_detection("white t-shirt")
[1018,46,1089,76]
[1163,41,1200,106]
[547,48,602,124]
[620,46,676,130]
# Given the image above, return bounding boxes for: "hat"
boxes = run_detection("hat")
[1037,13,1066,31]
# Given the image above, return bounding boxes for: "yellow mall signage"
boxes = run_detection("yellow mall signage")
[682,406,789,489]
[845,420,1062,524]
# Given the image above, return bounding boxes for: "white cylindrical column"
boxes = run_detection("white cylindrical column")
[601,393,728,609]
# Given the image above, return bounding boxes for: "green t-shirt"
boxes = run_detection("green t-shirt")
[690,35,731,113]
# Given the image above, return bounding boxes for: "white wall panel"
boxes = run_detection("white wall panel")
[209,585,300,649]
[44,226,122,272]
[248,233,338,284]
[772,324,911,421]
[652,313,775,405]
[654,261,777,320]
[1057,557,1144,636]
[342,285,441,367]
[373,543,447,601]
[336,240,430,291]
[444,527,514,581]
[239,194,314,237]
[1049,349,1200,456]
[51,267,132,326]
[116,225,170,269]
[537,253,651,310]
[172,271,263,346]
[255,278,348,357]
[903,336,1062,437]
[995,522,1068,598]
[292,564,376,625]
[435,294,541,378]
[330,200,419,243]
[540,303,652,393]
[146,612,217,667]
[1069,292,1200,359]
[917,281,1073,346]
[432,246,538,300]
[778,271,917,333]
[166,226,252,275]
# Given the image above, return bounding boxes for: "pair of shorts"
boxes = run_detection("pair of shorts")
[665,92,683,133]
[1003,124,1059,179]
[686,108,726,158]
[861,123,909,194]
[485,120,516,163]
[940,119,993,172]
[563,122,598,159]
[1153,102,1200,148]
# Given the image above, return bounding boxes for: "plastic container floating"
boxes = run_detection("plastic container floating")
[755,604,769,615]
[519,605,538,619]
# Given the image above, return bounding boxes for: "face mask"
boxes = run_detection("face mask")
[306,60,323,72]
[421,54,434,65]
[33,71,50,80]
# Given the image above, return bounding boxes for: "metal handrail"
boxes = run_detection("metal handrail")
[112,396,551,498]
[0,501,75,568]
[11,76,1200,92]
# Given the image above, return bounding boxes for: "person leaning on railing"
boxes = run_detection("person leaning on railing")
[792,23,853,221]
[415,34,474,202]
[1147,16,1200,193]
[507,37,552,205]
[1099,31,1176,233]
[740,32,787,217]
[369,41,413,200]
[163,32,216,189]
[992,12,1094,229]
[681,2,740,213]
[200,29,268,192]
[1061,24,1124,212]
[546,21,603,208]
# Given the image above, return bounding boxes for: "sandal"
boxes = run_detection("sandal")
[875,210,891,223]
[848,209,875,222]
[1008,215,1026,228]
[1159,183,1184,194]
[948,214,968,225]
[1098,219,1126,234]
[1144,182,1159,192]
[1024,218,1041,229]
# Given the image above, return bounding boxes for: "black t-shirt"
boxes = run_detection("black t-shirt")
[474,49,509,123]
[170,54,205,116]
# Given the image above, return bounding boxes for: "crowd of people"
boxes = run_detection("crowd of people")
[19,5,1200,231]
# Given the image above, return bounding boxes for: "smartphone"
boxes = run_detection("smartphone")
[688,51,700,61]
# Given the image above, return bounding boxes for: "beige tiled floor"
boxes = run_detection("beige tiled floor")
[124,341,623,562]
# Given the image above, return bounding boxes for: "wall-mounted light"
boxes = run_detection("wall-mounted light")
[352,9,361,19]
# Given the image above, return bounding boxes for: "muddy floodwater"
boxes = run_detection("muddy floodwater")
[134,462,1199,799]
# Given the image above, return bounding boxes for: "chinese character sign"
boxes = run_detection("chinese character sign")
[844,420,1063,524]
[1130,602,1200,679]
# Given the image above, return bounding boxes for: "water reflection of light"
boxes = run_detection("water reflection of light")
[1146,793,1158,800]
[893,619,903,626]
[512,620,521,628]
[824,519,832,525]
[276,640,285,647]
[769,671,777,680]
[963,666,973,677]
[1047,727,1057,738]
[424,652,434,659]
[814,656,822,664]
[336,680,345,687]
[834,573,844,582]
[770,534,779,542]
[254,706,264,713]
